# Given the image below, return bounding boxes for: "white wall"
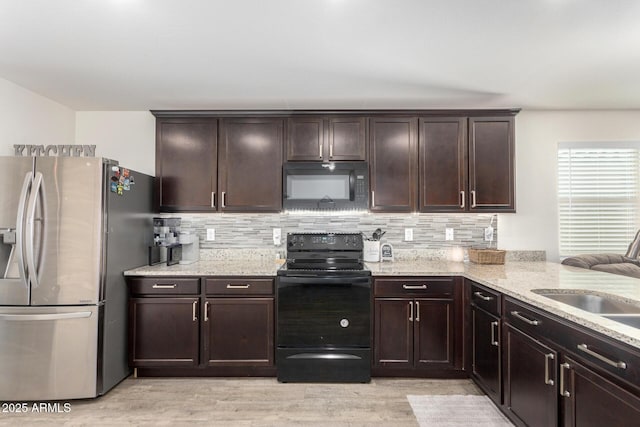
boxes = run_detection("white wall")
[0,77,75,153]
[75,111,156,176]
[499,110,640,261]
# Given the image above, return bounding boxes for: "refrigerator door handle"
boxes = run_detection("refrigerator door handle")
[15,172,32,288]
[25,172,45,288]
[0,311,92,321]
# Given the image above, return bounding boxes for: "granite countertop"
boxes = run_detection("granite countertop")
[124,259,283,277]
[125,258,640,350]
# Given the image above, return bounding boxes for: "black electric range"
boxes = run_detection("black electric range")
[276,233,371,383]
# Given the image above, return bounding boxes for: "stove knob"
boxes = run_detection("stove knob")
[340,318,349,328]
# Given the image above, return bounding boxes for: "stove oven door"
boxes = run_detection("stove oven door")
[276,274,371,382]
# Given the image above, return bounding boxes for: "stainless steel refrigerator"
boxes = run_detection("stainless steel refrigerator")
[0,156,153,400]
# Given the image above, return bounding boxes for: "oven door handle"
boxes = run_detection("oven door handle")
[277,276,371,286]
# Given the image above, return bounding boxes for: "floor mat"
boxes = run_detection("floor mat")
[407,394,513,426]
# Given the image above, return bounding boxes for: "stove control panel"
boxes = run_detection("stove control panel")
[287,233,363,250]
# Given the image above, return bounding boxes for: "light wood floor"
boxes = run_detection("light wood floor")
[0,377,483,426]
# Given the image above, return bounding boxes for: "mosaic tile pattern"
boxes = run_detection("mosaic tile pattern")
[167,212,500,251]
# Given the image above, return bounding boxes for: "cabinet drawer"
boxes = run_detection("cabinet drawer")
[205,278,274,295]
[374,277,454,298]
[470,282,501,316]
[128,277,200,295]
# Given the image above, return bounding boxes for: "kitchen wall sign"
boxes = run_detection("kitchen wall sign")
[380,243,394,262]
[14,144,96,157]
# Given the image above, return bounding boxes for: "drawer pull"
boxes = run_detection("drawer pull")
[204,301,209,322]
[577,344,627,370]
[490,321,499,346]
[545,353,555,386]
[403,284,427,290]
[227,284,251,289]
[511,310,540,326]
[474,291,493,301]
[152,284,177,289]
[192,301,198,322]
[560,363,571,397]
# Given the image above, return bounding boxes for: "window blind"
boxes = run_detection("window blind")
[558,143,640,256]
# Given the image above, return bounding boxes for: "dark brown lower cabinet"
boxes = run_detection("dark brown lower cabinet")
[471,305,501,404]
[374,298,459,374]
[129,297,200,367]
[503,324,558,427]
[205,298,274,366]
[561,356,640,427]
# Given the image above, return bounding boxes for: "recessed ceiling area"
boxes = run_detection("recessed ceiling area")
[1,0,639,110]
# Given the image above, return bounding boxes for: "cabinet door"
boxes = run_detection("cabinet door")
[204,298,274,366]
[218,118,284,212]
[561,356,640,427]
[419,117,467,212]
[286,117,325,161]
[129,297,199,367]
[156,118,217,211]
[369,117,418,212]
[468,117,515,211]
[472,306,501,404]
[414,299,456,370]
[327,117,367,161]
[374,298,413,368]
[504,324,558,427]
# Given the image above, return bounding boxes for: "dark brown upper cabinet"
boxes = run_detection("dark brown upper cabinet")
[369,117,418,212]
[218,118,284,212]
[468,117,515,211]
[419,117,467,212]
[286,116,366,162]
[156,118,218,212]
[419,115,515,213]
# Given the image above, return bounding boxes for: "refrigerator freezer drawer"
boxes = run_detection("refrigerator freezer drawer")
[0,305,99,401]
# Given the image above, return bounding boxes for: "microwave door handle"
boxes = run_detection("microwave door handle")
[349,170,356,201]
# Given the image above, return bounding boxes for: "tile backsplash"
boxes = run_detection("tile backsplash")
[168,212,499,251]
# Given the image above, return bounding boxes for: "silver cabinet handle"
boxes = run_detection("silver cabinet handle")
[204,301,209,322]
[415,301,420,322]
[511,310,540,326]
[152,284,177,289]
[545,353,555,386]
[211,192,216,208]
[226,284,250,289]
[371,191,375,207]
[329,142,333,158]
[460,190,465,209]
[560,362,571,397]
[192,300,198,322]
[409,301,413,322]
[474,291,493,301]
[403,284,427,290]
[577,344,627,370]
[221,192,226,208]
[471,190,477,208]
[319,143,323,158]
[490,321,499,346]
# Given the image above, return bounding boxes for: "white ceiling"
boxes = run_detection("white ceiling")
[2,0,640,111]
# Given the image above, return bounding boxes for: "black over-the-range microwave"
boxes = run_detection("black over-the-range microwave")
[282,161,369,211]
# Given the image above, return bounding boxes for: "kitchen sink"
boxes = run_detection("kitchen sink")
[602,315,640,329]
[532,290,640,314]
